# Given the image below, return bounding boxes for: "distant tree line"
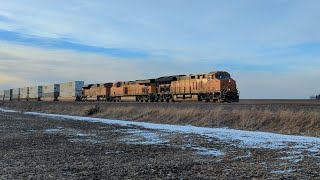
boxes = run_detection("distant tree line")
[310,93,320,100]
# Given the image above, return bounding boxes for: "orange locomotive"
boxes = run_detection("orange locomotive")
[83,71,239,103]
[82,83,113,101]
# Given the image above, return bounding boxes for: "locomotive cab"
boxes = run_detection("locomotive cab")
[208,71,239,102]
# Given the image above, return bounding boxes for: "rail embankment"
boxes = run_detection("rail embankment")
[0,101,319,137]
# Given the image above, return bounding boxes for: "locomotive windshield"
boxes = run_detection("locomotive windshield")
[215,72,231,79]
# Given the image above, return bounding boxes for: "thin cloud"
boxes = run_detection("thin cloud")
[0,29,150,58]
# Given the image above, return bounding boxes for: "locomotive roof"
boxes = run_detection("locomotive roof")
[209,71,230,74]
[189,71,230,76]
[83,84,94,88]
[135,79,156,84]
[156,75,186,82]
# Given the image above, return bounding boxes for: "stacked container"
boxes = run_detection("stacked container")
[12,88,20,101]
[59,81,84,101]
[0,90,4,101]
[4,89,12,101]
[29,86,43,101]
[42,84,60,101]
[20,87,29,100]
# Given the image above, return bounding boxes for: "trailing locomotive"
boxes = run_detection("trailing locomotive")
[0,71,239,103]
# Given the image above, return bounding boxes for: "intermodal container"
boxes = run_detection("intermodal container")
[20,87,29,100]
[4,89,12,101]
[42,84,60,101]
[0,90,4,100]
[60,81,84,98]
[29,86,43,100]
[12,88,20,100]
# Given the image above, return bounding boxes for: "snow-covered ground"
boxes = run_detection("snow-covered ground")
[1,108,320,160]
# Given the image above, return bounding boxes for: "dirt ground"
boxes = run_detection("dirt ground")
[0,111,319,179]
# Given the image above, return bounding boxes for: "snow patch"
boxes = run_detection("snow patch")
[76,133,96,137]
[44,128,64,133]
[232,151,252,160]
[193,147,225,156]
[271,169,299,174]
[69,138,100,143]
[0,108,17,113]
[120,129,169,145]
[280,155,304,163]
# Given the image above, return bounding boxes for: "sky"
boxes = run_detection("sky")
[0,0,320,99]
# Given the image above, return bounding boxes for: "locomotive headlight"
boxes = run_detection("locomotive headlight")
[229,79,231,83]
[228,89,230,91]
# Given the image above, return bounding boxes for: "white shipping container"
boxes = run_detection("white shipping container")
[12,88,20,99]
[60,81,84,97]
[4,89,12,96]
[43,84,60,93]
[29,86,42,94]
[0,90,4,100]
[4,89,12,100]
[60,81,84,91]
[12,88,20,95]
[20,87,29,99]
[42,84,60,99]
[29,86,43,99]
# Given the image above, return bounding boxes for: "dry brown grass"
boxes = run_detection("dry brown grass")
[1,101,320,137]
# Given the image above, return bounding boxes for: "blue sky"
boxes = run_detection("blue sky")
[0,0,320,98]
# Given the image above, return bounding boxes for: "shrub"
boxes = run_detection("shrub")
[85,106,101,116]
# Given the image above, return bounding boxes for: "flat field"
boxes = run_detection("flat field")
[0,109,319,179]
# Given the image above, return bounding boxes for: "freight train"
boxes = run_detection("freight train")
[0,71,239,103]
